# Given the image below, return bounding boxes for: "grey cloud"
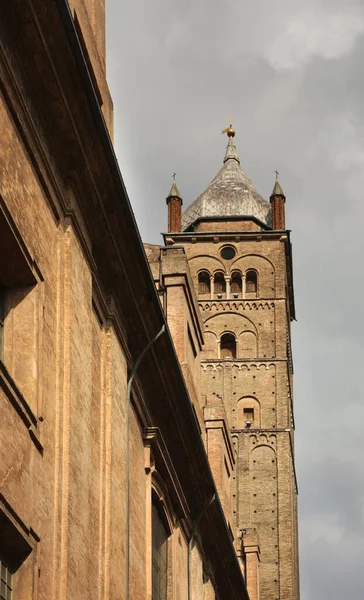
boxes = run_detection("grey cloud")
[106,2,364,598]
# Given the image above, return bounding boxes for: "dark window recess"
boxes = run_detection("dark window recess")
[220,246,236,260]
[246,270,257,293]
[198,271,210,295]
[230,272,242,295]
[152,502,168,600]
[0,562,12,600]
[0,290,4,360]
[214,273,226,296]
[244,408,254,424]
[220,333,236,359]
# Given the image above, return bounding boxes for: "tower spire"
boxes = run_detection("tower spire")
[271,170,285,197]
[166,176,183,232]
[270,171,286,230]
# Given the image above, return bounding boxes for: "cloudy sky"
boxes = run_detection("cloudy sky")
[106,1,364,598]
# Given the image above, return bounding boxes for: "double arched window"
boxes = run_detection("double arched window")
[196,268,258,299]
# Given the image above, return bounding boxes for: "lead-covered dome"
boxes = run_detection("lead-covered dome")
[182,135,271,230]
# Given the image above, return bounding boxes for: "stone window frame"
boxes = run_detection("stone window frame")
[0,199,44,449]
[0,495,39,599]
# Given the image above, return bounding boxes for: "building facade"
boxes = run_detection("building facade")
[0,3,249,600]
[148,127,300,600]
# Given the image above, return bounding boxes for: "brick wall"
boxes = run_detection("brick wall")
[163,228,299,600]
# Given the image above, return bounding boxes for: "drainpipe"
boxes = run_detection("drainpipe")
[125,324,166,600]
[188,494,216,600]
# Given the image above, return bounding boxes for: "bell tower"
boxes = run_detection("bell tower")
[162,126,299,600]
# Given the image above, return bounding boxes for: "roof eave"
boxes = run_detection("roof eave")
[182,214,272,232]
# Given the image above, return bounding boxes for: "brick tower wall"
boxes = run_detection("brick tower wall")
[173,232,299,600]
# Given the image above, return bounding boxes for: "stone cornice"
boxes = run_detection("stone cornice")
[143,427,190,523]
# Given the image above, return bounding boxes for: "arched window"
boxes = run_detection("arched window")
[198,271,210,296]
[220,333,236,359]
[230,272,242,296]
[152,499,169,600]
[245,270,257,296]
[237,396,261,428]
[214,272,226,298]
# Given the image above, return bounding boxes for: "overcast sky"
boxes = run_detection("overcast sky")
[106,1,364,598]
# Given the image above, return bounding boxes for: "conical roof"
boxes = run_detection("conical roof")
[167,181,182,199]
[271,179,285,197]
[181,136,271,230]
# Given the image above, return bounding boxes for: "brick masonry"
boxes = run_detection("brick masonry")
[160,227,299,600]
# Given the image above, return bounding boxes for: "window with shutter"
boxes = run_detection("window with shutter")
[0,562,12,600]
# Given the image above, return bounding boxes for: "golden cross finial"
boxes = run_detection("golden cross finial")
[221,117,235,138]
[275,169,279,180]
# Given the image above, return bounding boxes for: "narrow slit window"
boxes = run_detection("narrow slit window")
[243,407,254,426]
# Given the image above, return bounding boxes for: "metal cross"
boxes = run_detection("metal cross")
[274,169,279,179]
[172,172,176,181]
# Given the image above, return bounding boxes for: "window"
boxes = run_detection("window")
[220,246,236,260]
[220,333,236,359]
[152,501,168,600]
[230,272,242,296]
[245,270,257,295]
[243,408,254,426]
[0,290,4,361]
[198,271,210,296]
[214,272,226,298]
[0,561,12,600]
[0,205,39,410]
